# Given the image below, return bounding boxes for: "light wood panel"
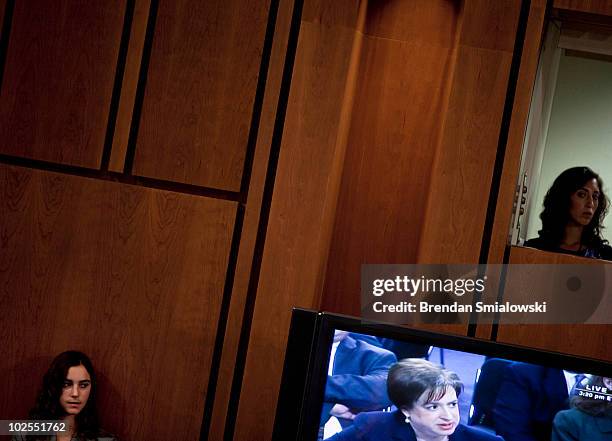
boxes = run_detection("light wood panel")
[207,0,296,438]
[555,0,612,16]
[496,246,612,361]
[487,0,547,266]
[109,0,152,172]
[477,0,548,340]
[232,1,365,439]
[0,1,124,168]
[321,0,461,318]
[418,0,521,264]
[0,165,236,440]
[132,0,271,190]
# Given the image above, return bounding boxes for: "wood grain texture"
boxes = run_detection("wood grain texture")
[0,165,236,440]
[232,1,364,439]
[109,0,152,172]
[555,0,612,16]
[363,0,460,44]
[301,0,361,29]
[0,1,124,168]
[321,1,461,318]
[476,0,548,341]
[132,0,271,190]
[487,0,547,266]
[207,0,296,438]
[417,0,521,264]
[496,246,612,361]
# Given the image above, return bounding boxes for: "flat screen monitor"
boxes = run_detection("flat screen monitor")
[272,309,611,441]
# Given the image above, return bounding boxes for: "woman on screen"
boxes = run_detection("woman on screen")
[552,376,612,441]
[524,166,612,260]
[13,351,117,441]
[328,359,503,441]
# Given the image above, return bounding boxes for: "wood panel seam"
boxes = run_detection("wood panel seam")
[0,153,241,201]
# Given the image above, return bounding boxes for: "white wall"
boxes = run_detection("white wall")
[526,52,612,241]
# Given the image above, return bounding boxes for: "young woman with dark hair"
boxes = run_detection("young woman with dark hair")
[525,166,612,260]
[13,351,117,441]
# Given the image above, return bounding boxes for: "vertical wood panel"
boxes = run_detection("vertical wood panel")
[417,0,521,263]
[207,0,296,438]
[109,0,152,172]
[496,246,612,361]
[232,1,364,439]
[132,0,271,190]
[321,0,460,320]
[0,165,236,441]
[0,1,125,168]
[486,0,547,267]
[555,0,612,16]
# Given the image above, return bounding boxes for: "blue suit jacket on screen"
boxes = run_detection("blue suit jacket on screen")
[328,410,504,441]
[493,362,568,441]
[321,336,397,425]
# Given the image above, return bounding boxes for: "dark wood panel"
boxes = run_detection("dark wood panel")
[132,0,271,190]
[0,165,236,441]
[496,246,612,361]
[109,0,152,172]
[301,0,361,28]
[207,0,297,438]
[363,0,459,45]
[232,1,364,438]
[0,1,125,168]
[322,1,461,317]
[555,0,612,16]
[0,0,7,41]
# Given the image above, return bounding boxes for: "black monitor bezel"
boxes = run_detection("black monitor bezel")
[274,308,611,441]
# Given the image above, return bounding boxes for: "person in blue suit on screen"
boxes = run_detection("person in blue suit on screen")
[321,331,397,431]
[328,358,504,441]
[493,362,570,441]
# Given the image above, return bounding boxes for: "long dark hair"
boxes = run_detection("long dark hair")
[28,351,100,440]
[570,376,612,417]
[538,167,609,248]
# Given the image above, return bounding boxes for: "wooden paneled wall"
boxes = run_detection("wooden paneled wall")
[132,0,272,189]
[495,247,612,361]
[0,0,284,440]
[321,0,522,324]
[232,1,366,439]
[0,165,236,440]
[321,1,461,315]
[1,0,610,440]
[0,1,124,167]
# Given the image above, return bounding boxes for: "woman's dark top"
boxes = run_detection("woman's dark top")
[524,238,612,261]
[11,431,118,441]
[327,410,504,441]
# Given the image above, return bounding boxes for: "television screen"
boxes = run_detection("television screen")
[272,309,612,441]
